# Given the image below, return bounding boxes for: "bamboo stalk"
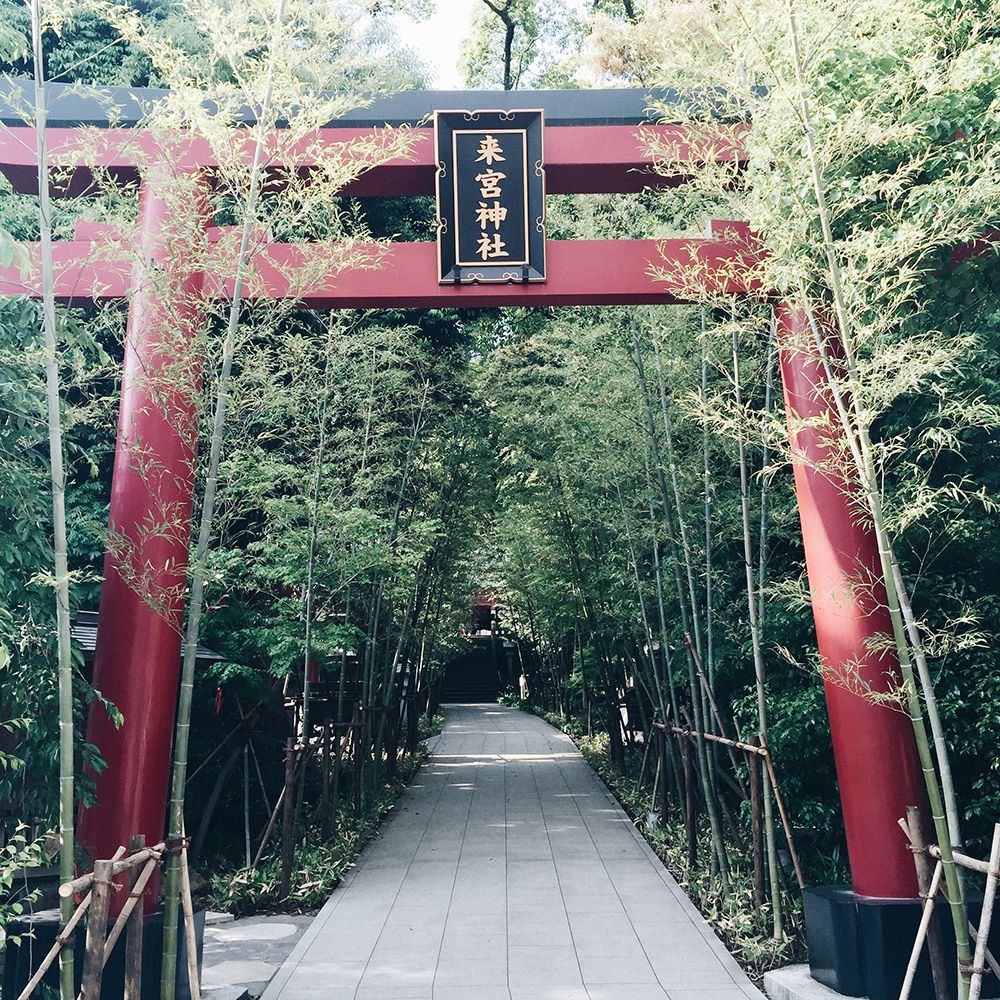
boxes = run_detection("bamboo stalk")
[683,734,697,868]
[899,861,943,1000]
[29,7,75,996]
[161,5,288,997]
[731,321,783,935]
[279,738,297,899]
[321,721,332,839]
[891,558,964,855]
[14,895,92,1000]
[243,745,251,868]
[630,329,726,877]
[683,634,748,797]
[748,741,766,907]
[968,824,1000,1000]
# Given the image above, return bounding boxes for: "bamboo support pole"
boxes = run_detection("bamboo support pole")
[656,727,668,816]
[748,741,766,907]
[928,845,994,876]
[761,737,805,889]
[14,895,92,1000]
[124,835,146,1000]
[899,861,944,1000]
[61,844,163,898]
[279,737,296,899]
[321,721,331,840]
[253,783,287,868]
[80,859,114,1000]
[179,847,201,1000]
[104,852,161,961]
[968,824,1000,1000]
[967,923,1000,981]
[900,808,950,1000]
[660,722,766,758]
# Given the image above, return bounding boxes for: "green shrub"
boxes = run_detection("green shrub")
[206,749,427,917]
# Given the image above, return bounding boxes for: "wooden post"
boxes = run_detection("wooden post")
[124,835,145,1000]
[683,735,697,868]
[352,704,363,818]
[902,805,950,1000]
[321,721,331,840]
[330,722,344,827]
[279,738,296,899]
[80,858,114,1000]
[407,689,418,752]
[748,741,766,907]
[653,727,665,815]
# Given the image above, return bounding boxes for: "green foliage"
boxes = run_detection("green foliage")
[0,826,48,948]
[206,749,427,917]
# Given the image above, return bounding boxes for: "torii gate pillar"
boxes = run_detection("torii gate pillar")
[77,165,210,910]
[776,301,927,998]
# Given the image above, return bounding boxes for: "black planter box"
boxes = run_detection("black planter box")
[805,886,1000,1000]
[3,905,205,1000]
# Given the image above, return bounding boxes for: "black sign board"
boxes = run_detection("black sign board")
[434,110,546,284]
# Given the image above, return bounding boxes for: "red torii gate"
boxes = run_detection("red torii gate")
[0,84,924,980]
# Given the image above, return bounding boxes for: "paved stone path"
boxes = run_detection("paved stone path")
[261,704,764,1000]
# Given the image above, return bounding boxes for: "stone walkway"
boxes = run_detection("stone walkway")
[261,704,764,1000]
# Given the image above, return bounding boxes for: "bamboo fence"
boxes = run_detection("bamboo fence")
[899,814,1000,1000]
[15,835,201,1000]
[652,720,805,888]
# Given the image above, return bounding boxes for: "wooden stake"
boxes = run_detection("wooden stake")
[969,823,1000,1000]
[899,861,943,1000]
[683,735,697,868]
[14,895,91,1000]
[105,847,162,962]
[321,721,331,840]
[901,807,949,1000]
[80,859,114,1000]
[279,737,296,899]
[748,741,766,907]
[179,846,201,1000]
[123,836,147,1000]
